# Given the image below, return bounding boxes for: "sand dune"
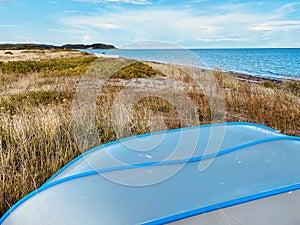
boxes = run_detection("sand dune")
[0,50,84,62]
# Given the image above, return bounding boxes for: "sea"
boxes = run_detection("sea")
[82,48,300,80]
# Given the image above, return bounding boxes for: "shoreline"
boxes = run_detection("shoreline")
[136,59,293,84]
[88,52,298,83]
[226,71,284,84]
[0,49,298,85]
[86,49,300,82]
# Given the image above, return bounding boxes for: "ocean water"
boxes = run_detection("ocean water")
[84,48,300,80]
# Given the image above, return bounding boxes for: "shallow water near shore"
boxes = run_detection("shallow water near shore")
[84,48,300,80]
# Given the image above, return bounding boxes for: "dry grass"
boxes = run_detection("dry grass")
[0,56,299,217]
[0,105,79,209]
[0,49,90,62]
[213,70,300,135]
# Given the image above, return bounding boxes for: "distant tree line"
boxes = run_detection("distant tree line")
[0,43,116,50]
[61,43,116,49]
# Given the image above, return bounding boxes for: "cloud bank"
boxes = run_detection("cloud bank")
[59,2,300,47]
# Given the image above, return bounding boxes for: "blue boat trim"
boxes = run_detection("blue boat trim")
[142,183,300,225]
[45,122,279,184]
[1,135,299,224]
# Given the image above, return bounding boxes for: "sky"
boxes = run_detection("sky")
[0,0,300,48]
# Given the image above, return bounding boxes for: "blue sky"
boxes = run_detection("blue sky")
[0,0,300,48]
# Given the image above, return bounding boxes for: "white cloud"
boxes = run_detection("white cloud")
[75,0,152,5]
[46,28,85,34]
[82,33,90,43]
[64,10,79,14]
[278,2,300,13]
[252,20,300,31]
[58,3,299,47]
[197,36,247,42]
[61,8,267,36]
[61,16,120,29]
[60,8,224,42]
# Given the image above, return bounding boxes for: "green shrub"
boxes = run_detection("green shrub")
[0,56,97,76]
[262,81,276,89]
[113,62,165,80]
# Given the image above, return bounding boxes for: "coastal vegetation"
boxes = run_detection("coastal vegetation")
[0,56,97,75]
[112,61,165,79]
[0,51,299,217]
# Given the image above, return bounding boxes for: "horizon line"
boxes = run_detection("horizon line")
[1,42,300,50]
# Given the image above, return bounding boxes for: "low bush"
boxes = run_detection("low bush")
[113,62,165,79]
